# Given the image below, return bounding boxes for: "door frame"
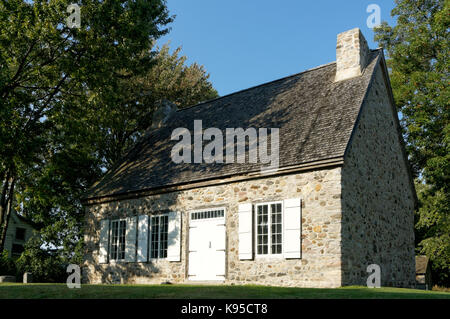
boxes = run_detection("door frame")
[187,207,227,281]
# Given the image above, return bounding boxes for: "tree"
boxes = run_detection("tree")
[0,0,173,252]
[374,0,449,286]
[16,42,218,265]
[1,1,218,272]
[96,43,218,167]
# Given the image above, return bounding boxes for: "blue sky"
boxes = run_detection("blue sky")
[158,0,397,97]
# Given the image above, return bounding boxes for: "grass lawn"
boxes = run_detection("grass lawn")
[0,283,449,299]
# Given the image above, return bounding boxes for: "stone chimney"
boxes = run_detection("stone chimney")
[151,99,178,129]
[335,28,370,82]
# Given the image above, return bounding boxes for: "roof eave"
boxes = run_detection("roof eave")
[82,156,345,206]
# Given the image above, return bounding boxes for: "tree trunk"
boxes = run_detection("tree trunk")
[0,171,11,230]
[0,173,15,252]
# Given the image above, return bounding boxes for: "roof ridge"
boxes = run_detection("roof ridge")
[177,61,337,111]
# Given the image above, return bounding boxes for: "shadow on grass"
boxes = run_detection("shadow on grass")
[0,284,449,299]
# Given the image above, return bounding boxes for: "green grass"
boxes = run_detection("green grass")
[0,283,449,299]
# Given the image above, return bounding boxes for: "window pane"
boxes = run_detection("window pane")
[111,221,118,260]
[257,205,268,255]
[151,216,159,258]
[160,215,168,258]
[119,220,126,260]
[150,215,169,259]
[271,204,282,255]
[11,244,24,255]
[15,228,26,241]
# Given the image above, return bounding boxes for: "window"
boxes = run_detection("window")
[150,215,168,259]
[110,219,126,261]
[11,244,24,255]
[255,202,283,256]
[191,209,224,220]
[15,227,26,241]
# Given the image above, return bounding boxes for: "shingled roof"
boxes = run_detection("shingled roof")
[86,49,383,201]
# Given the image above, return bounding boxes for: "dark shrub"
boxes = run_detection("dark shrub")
[0,250,16,276]
[15,238,68,283]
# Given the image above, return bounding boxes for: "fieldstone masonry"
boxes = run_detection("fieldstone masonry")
[340,66,416,287]
[335,28,370,82]
[83,167,343,287]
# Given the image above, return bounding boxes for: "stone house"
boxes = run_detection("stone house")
[3,210,36,258]
[82,28,417,288]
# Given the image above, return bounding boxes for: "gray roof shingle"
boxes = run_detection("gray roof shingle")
[86,50,382,200]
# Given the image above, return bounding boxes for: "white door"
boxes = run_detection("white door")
[188,209,226,281]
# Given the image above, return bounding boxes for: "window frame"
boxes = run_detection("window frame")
[149,214,169,260]
[189,207,226,221]
[254,201,284,258]
[11,243,24,255]
[109,218,127,262]
[15,227,26,241]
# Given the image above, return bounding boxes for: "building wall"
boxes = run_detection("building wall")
[83,167,343,288]
[82,64,416,289]
[340,65,416,287]
[4,212,35,256]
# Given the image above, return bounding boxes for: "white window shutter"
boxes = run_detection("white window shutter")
[188,225,200,278]
[137,215,149,262]
[125,216,137,262]
[283,198,302,259]
[238,203,253,260]
[99,219,110,264]
[167,211,181,262]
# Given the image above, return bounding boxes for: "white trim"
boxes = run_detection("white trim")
[254,201,284,258]
[167,211,182,262]
[98,219,110,264]
[283,198,302,259]
[149,213,169,260]
[189,207,227,222]
[238,203,253,260]
[109,218,127,262]
[137,215,149,262]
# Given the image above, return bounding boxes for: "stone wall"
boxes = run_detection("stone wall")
[340,65,416,287]
[83,167,343,288]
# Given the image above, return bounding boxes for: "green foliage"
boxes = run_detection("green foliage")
[1,0,217,277]
[93,43,219,167]
[148,44,219,108]
[374,0,449,286]
[0,0,172,265]
[15,238,68,283]
[0,250,16,276]
[415,182,450,286]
